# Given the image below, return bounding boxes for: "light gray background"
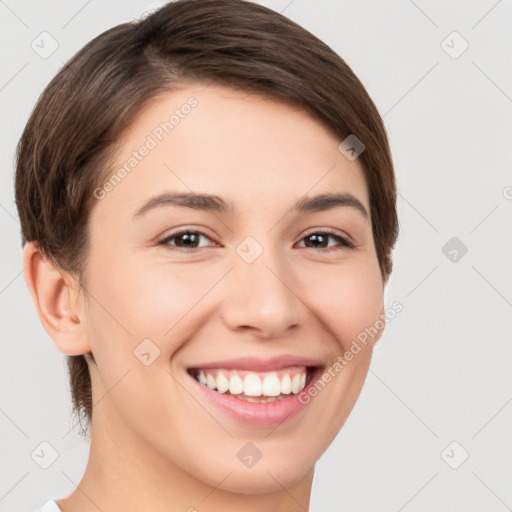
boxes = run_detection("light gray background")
[1,1,511,511]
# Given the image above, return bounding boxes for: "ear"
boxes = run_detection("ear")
[372,304,386,347]
[22,241,91,356]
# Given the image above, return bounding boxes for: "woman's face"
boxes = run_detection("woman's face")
[83,83,385,493]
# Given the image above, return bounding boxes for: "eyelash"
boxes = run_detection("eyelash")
[157,228,355,252]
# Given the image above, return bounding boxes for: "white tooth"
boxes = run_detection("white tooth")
[299,373,307,391]
[206,373,217,389]
[200,368,307,396]
[291,374,301,394]
[262,374,281,396]
[229,374,244,395]
[243,373,262,396]
[280,374,292,394]
[216,372,230,393]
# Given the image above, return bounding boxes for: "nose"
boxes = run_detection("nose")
[219,245,307,339]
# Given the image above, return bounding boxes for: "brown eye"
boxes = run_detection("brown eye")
[158,230,215,250]
[297,231,354,250]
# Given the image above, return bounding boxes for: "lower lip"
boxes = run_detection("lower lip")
[189,368,323,428]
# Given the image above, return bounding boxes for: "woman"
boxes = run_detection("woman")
[16,0,398,510]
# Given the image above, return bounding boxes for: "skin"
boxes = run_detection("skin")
[23,83,386,511]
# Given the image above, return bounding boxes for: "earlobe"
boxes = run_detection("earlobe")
[22,241,91,356]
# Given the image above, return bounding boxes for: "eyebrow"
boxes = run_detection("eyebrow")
[132,191,369,220]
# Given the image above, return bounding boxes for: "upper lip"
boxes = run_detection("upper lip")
[188,355,324,372]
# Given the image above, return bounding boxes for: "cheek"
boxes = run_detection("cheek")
[83,253,224,373]
[304,260,384,351]
[86,251,196,330]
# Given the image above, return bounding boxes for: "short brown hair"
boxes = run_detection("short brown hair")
[15,0,398,435]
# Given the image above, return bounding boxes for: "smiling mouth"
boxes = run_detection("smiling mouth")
[187,365,319,403]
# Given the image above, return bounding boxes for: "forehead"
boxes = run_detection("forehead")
[96,83,370,218]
